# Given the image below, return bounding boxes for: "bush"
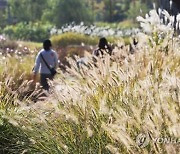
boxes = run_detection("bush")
[51,32,118,66]
[0,38,18,52]
[53,0,93,28]
[3,25,16,39]
[127,1,149,21]
[3,22,52,42]
[51,32,98,48]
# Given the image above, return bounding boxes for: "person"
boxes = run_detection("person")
[76,37,113,69]
[33,39,58,91]
[93,37,112,57]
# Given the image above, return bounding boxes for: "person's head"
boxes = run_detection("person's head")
[43,39,52,51]
[98,37,108,49]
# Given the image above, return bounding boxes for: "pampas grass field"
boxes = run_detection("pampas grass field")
[0,9,180,154]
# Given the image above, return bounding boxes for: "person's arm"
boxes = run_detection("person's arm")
[33,53,41,83]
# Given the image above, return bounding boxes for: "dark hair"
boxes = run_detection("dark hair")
[98,37,108,49]
[43,39,52,50]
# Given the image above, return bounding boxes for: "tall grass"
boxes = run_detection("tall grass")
[0,53,42,108]
[0,9,180,153]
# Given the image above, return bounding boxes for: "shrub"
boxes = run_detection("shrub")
[0,38,18,52]
[3,25,16,39]
[53,0,93,28]
[51,32,98,48]
[3,22,52,42]
[127,1,149,21]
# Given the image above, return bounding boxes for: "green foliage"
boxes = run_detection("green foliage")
[103,0,131,22]
[0,10,7,28]
[118,19,139,29]
[0,0,157,29]
[96,19,139,29]
[127,1,149,21]
[53,0,93,27]
[7,0,49,23]
[51,32,98,48]
[3,25,15,39]
[3,22,52,42]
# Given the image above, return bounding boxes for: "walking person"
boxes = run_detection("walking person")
[33,39,58,91]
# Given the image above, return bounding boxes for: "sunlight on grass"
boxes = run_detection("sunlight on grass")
[0,9,180,154]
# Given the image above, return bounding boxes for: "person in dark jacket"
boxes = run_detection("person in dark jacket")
[77,37,113,69]
[93,37,112,57]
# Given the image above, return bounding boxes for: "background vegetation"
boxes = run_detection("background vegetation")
[0,0,159,42]
[2,0,157,25]
[0,0,180,153]
[0,8,180,153]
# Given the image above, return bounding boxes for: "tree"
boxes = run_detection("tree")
[53,0,93,27]
[103,0,131,22]
[7,0,48,22]
[127,0,149,21]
